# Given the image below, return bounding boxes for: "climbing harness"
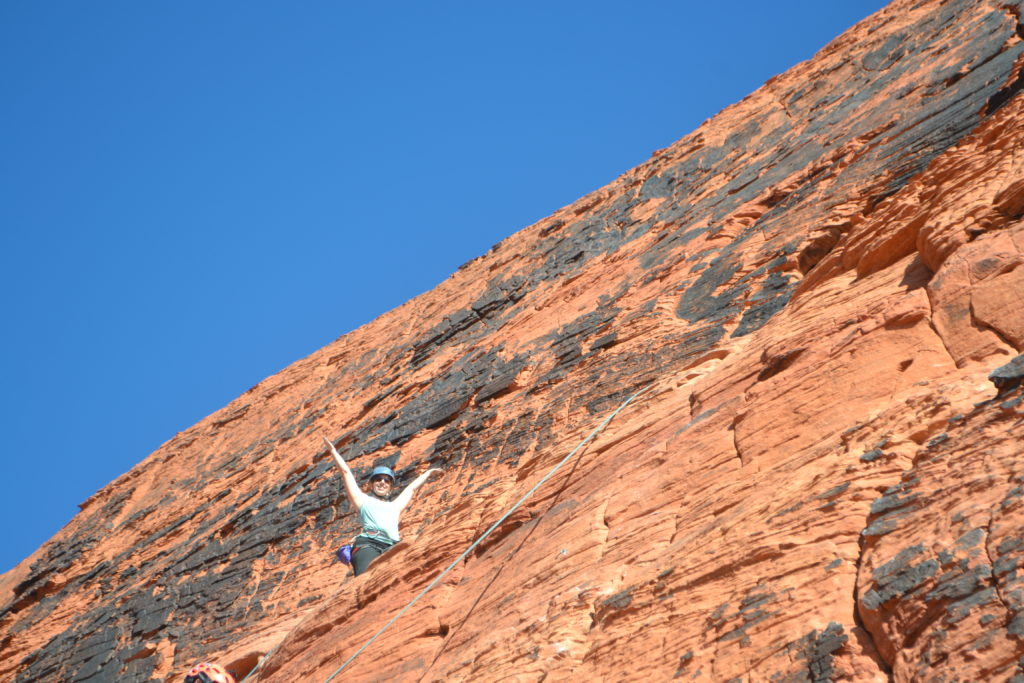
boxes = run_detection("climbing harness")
[322,385,652,681]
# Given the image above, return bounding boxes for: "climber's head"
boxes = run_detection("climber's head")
[368,465,396,499]
[184,662,235,683]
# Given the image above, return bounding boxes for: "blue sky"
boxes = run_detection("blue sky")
[0,1,889,574]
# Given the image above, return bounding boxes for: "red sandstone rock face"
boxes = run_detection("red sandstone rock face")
[3,1,1024,681]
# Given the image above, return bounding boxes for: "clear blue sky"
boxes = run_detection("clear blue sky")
[0,1,889,573]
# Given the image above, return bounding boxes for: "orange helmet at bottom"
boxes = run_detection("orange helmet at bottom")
[184,662,236,683]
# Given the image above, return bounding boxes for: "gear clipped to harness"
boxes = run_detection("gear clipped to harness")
[184,662,236,683]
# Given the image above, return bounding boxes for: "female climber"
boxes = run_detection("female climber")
[322,435,442,576]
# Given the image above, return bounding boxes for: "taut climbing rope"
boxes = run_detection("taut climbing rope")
[323,384,652,681]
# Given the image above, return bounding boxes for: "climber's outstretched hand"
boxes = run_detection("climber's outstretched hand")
[395,467,443,510]
[321,434,339,456]
[321,433,364,507]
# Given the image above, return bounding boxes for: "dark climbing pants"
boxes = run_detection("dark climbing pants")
[351,535,394,576]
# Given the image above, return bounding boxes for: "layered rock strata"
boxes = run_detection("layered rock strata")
[2,0,1024,681]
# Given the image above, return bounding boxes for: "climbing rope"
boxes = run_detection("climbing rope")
[323,384,652,681]
[236,641,282,683]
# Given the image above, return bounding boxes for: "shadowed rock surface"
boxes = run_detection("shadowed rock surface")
[2,0,1024,681]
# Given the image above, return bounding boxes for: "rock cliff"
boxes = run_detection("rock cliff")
[3,0,1024,681]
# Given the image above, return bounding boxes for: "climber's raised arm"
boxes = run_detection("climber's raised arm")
[322,435,367,509]
[393,468,442,511]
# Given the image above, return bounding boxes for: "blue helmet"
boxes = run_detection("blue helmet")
[369,465,396,484]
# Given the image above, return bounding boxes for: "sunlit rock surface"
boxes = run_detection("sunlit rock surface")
[2,0,1024,680]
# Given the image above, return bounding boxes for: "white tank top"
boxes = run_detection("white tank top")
[358,495,402,541]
